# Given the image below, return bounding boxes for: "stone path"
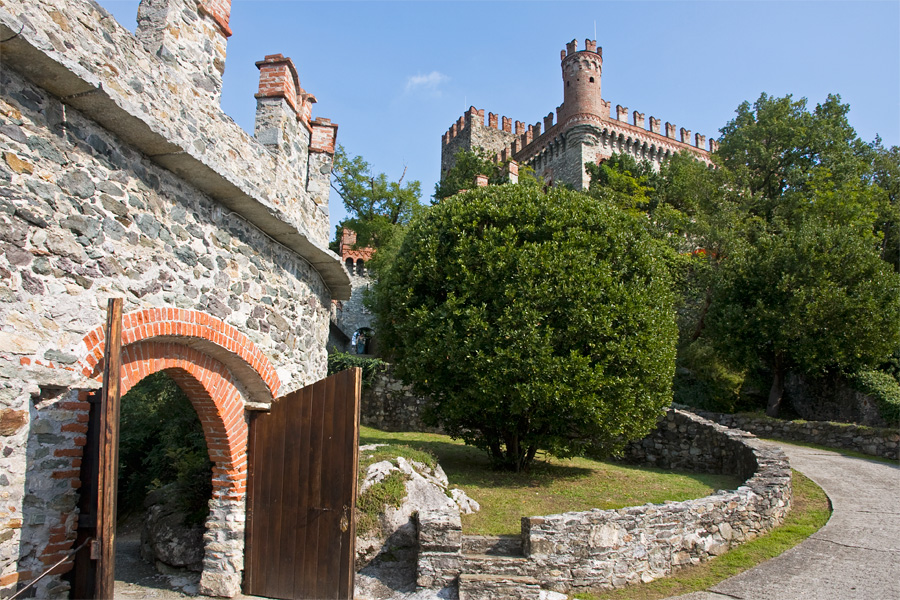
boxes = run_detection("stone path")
[668,441,900,600]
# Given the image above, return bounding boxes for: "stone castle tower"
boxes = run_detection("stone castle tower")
[441,39,716,190]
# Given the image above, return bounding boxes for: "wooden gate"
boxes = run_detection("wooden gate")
[244,368,362,600]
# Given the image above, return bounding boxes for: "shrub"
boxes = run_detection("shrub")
[849,370,900,425]
[327,352,385,389]
[371,185,677,471]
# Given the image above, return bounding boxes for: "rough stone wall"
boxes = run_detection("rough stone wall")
[522,409,791,593]
[1,0,340,253]
[0,382,93,598]
[0,65,332,390]
[689,408,899,460]
[333,273,375,345]
[414,409,792,596]
[784,373,890,427]
[0,0,348,596]
[361,365,441,433]
[440,109,517,177]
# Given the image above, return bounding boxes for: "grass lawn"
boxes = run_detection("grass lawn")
[572,469,831,599]
[359,426,742,536]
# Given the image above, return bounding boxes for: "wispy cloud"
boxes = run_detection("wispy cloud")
[404,71,449,95]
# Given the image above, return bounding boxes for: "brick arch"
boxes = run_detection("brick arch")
[119,341,248,499]
[79,308,280,401]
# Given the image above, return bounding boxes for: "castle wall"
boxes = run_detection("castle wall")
[332,274,375,349]
[440,108,518,176]
[0,0,349,596]
[441,39,716,190]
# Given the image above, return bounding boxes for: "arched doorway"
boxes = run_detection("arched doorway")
[76,308,279,597]
[117,371,212,587]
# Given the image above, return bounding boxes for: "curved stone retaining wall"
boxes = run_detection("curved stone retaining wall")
[523,409,792,593]
[417,409,793,596]
[687,408,899,461]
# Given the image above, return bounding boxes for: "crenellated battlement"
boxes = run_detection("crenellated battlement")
[441,38,714,190]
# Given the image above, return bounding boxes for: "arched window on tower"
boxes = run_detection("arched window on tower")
[356,258,365,276]
[345,257,354,272]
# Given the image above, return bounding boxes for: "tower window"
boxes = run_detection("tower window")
[589,77,595,83]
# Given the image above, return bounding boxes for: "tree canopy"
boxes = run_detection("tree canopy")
[330,144,424,272]
[587,93,900,418]
[371,184,677,471]
[434,147,541,201]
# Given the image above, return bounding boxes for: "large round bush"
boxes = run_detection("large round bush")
[372,185,677,470]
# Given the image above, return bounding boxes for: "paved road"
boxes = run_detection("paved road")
[669,442,900,600]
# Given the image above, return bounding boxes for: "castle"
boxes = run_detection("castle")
[442,39,716,190]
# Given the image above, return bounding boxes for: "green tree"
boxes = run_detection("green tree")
[119,372,213,524]
[330,144,424,272]
[870,137,900,270]
[371,185,677,471]
[434,147,541,201]
[707,93,900,416]
[586,153,660,216]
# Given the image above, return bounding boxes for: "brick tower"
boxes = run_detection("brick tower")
[557,38,605,125]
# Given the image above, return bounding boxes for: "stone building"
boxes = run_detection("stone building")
[0,0,351,596]
[330,228,376,354]
[442,38,716,190]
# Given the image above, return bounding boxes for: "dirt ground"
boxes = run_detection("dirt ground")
[113,516,202,599]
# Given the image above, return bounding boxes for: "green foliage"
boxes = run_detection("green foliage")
[331,144,425,273]
[371,185,677,471]
[586,153,661,216]
[673,339,748,413]
[433,147,542,201]
[327,351,385,389]
[870,137,900,271]
[119,372,212,525]
[849,370,900,425]
[356,471,408,535]
[586,95,900,421]
[652,93,900,418]
[707,187,900,380]
[434,147,495,201]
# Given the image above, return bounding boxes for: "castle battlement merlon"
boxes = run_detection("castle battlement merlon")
[441,105,524,147]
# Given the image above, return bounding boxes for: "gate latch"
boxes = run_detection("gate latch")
[340,505,350,533]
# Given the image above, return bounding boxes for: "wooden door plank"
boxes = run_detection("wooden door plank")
[96,298,123,600]
[316,375,341,599]
[243,411,261,593]
[244,368,362,600]
[338,368,361,599]
[289,385,314,598]
[263,394,291,597]
[273,389,303,598]
[301,377,329,598]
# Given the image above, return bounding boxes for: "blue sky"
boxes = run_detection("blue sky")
[96,1,900,240]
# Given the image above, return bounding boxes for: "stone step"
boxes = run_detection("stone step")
[458,573,542,600]
[460,553,534,577]
[461,534,524,556]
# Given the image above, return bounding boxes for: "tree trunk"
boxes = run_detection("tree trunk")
[690,288,712,342]
[766,357,786,418]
